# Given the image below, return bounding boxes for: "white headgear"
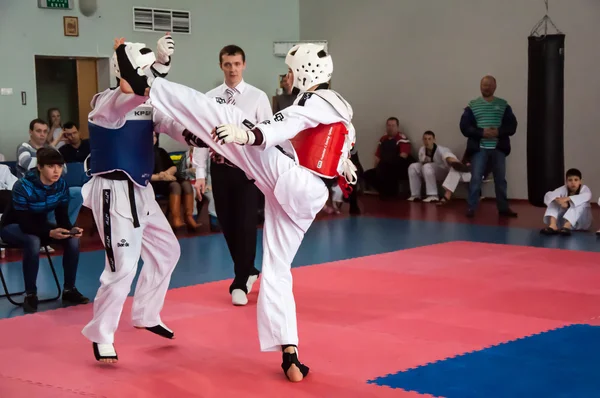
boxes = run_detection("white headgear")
[285,43,333,91]
[112,42,156,79]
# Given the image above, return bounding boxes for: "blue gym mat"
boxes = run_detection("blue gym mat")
[369,324,600,398]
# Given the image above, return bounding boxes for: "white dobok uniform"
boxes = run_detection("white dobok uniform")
[543,185,593,230]
[81,88,183,345]
[442,167,471,193]
[148,77,355,351]
[441,151,471,193]
[408,145,454,197]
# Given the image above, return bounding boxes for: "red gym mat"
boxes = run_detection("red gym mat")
[0,241,599,398]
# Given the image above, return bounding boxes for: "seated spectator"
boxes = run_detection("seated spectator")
[17,118,50,179]
[17,118,83,226]
[58,121,90,163]
[540,168,592,236]
[192,148,221,232]
[364,117,414,198]
[177,146,211,227]
[408,131,456,202]
[152,133,198,231]
[0,164,18,213]
[192,148,220,232]
[0,148,89,313]
[436,150,488,206]
[46,107,67,149]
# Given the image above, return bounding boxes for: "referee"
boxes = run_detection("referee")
[193,45,272,306]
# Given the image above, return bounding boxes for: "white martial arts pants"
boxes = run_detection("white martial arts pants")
[408,163,448,197]
[543,202,592,230]
[331,184,344,203]
[149,78,328,351]
[81,176,180,345]
[442,168,472,193]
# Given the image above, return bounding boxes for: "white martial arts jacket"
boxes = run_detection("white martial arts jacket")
[418,144,454,168]
[254,89,356,182]
[544,185,592,208]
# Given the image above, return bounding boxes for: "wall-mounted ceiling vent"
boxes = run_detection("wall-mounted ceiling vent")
[133,7,191,34]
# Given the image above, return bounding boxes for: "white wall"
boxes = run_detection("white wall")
[0,0,299,156]
[300,0,600,199]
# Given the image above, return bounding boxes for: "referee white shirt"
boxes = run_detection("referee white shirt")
[192,79,273,179]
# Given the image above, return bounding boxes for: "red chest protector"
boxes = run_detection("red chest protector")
[289,122,348,179]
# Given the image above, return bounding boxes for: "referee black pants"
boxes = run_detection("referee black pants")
[211,162,260,294]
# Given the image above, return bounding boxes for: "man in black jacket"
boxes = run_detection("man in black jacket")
[0,148,89,313]
[460,76,518,218]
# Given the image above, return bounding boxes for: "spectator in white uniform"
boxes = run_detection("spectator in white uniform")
[408,131,456,202]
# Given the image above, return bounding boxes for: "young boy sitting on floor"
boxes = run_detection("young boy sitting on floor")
[540,168,592,236]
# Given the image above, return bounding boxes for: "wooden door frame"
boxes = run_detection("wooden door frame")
[75,58,99,139]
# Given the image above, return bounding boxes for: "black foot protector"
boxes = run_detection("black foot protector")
[139,324,174,339]
[281,345,309,381]
[93,342,118,362]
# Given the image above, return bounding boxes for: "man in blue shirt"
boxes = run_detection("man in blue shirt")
[0,148,89,313]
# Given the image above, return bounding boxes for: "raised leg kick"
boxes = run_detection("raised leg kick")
[116,39,357,382]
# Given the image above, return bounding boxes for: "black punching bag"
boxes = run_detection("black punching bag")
[527,34,565,207]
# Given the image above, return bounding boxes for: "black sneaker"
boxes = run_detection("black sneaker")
[23,294,38,313]
[499,209,518,218]
[62,288,90,305]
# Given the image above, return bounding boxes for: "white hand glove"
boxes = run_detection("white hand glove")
[215,124,252,145]
[156,34,175,63]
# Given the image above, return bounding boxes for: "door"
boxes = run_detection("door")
[75,59,98,139]
[35,57,79,131]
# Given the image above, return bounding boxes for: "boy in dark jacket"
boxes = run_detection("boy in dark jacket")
[0,148,89,313]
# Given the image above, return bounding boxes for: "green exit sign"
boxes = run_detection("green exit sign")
[38,0,73,9]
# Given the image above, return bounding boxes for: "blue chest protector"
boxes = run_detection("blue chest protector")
[88,105,154,187]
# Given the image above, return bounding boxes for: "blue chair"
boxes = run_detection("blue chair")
[63,162,90,188]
